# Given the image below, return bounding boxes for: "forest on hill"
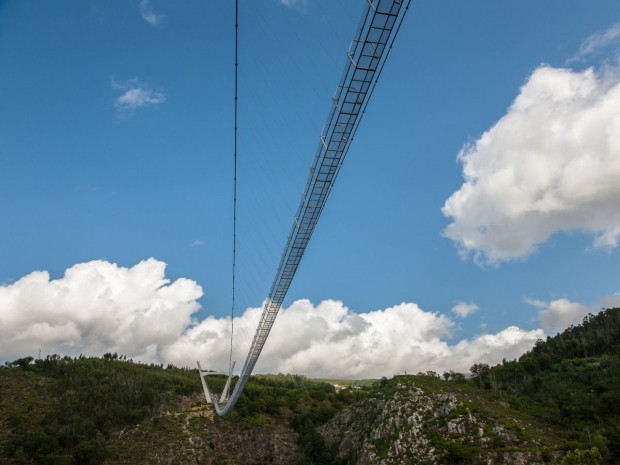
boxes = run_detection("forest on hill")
[0,307,619,464]
[0,354,365,464]
[470,306,620,462]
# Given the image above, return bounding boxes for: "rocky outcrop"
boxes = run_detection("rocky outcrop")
[320,379,564,465]
[106,394,300,465]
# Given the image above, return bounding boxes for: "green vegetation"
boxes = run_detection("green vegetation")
[332,307,620,464]
[560,447,603,465]
[468,307,620,463]
[0,354,200,464]
[230,373,367,464]
[2,308,619,464]
[0,355,365,464]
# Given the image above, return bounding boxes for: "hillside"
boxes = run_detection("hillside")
[481,306,620,461]
[321,307,620,464]
[321,375,567,464]
[1,308,619,465]
[0,356,364,465]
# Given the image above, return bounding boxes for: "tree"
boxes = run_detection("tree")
[470,363,490,377]
[470,363,491,389]
[10,357,34,369]
[560,447,602,465]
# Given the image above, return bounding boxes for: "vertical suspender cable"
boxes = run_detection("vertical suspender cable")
[229,0,239,374]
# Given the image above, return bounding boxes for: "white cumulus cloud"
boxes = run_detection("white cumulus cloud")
[166,299,542,378]
[443,65,620,264]
[451,301,479,318]
[0,260,547,377]
[0,259,202,363]
[528,293,620,334]
[113,77,165,117]
[529,298,591,334]
[139,0,164,26]
[600,292,620,309]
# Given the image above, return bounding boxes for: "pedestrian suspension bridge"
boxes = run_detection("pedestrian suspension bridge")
[198,0,411,416]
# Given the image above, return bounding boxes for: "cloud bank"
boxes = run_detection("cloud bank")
[2,259,547,377]
[443,65,620,264]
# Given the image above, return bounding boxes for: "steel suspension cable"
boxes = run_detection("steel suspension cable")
[229,0,239,374]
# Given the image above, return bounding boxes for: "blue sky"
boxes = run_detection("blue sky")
[1,0,620,375]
